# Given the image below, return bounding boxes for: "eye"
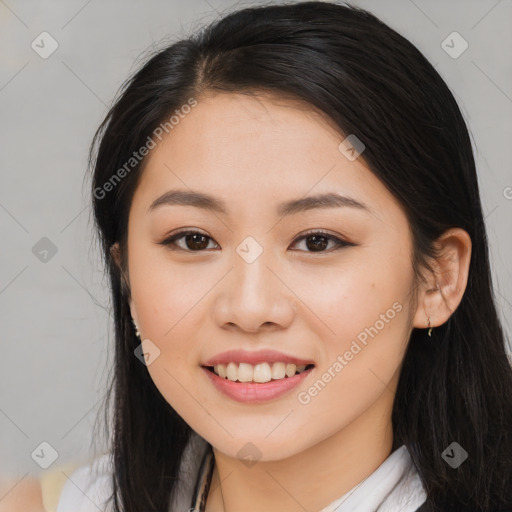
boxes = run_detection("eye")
[158,230,219,252]
[290,229,353,253]
[157,229,353,253]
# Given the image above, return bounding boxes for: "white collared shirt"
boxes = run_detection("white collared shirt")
[318,444,427,512]
[56,432,427,511]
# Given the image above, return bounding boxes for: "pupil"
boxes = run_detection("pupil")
[187,234,208,250]
[306,235,328,251]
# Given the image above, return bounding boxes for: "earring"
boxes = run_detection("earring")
[132,318,141,339]
[427,316,433,337]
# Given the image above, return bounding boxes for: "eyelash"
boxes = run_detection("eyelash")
[157,229,353,254]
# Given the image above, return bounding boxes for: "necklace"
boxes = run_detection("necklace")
[191,448,215,512]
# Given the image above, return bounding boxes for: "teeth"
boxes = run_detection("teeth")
[226,362,238,381]
[212,362,310,382]
[271,362,286,379]
[217,364,227,378]
[285,363,296,377]
[253,363,272,383]
[238,363,254,382]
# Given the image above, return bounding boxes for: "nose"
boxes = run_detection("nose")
[212,248,296,333]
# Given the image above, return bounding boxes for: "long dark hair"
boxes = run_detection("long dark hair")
[87,2,512,510]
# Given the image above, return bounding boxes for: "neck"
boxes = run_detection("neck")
[204,388,395,512]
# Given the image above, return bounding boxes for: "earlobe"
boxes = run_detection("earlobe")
[128,299,141,339]
[129,299,137,323]
[412,227,472,331]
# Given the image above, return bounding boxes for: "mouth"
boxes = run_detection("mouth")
[202,362,315,384]
[201,362,315,403]
[200,349,316,402]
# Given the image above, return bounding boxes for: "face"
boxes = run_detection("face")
[124,91,419,461]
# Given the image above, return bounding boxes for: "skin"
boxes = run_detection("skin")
[0,478,45,512]
[111,91,471,512]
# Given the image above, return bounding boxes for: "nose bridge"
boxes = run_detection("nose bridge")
[214,235,294,331]
[234,235,277,306]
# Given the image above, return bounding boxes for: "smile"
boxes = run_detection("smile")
[207,362,313,383]
[201,364,315,403]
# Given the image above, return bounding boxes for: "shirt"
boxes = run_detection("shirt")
[54,431,427,511]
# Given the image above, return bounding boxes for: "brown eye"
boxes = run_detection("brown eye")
[158,231,218,251]
[181,233,211,251]
[158,229,353,253]
[302,234,329,251]
[289,230,352,253]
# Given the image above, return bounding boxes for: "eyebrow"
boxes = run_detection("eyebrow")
[147,189,372,217]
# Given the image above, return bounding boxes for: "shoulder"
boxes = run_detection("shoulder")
[0,476,45,512]
[54,452,113,512]
[0,453,112,512]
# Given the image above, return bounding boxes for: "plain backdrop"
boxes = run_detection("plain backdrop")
[1,0,511,480]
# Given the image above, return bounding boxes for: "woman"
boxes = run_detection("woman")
[54,1,512,511]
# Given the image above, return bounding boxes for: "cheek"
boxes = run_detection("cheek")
[299,254,409,344]
[300,259,412,412]
[297,308,409,439]
[129,248,209,342]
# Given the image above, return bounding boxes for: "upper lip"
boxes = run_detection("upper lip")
[202,349,315,367]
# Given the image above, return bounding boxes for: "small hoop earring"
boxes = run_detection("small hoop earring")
[132,318,141,339]
[427,316,433,337]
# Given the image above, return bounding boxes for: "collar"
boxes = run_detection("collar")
[190,443,427,512]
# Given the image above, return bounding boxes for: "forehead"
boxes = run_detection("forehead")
[151,92,344,172]
[132,92,401,223]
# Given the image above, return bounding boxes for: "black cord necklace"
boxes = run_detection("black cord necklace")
[190,447,215,512]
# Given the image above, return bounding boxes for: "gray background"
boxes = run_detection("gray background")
[1,0,511,480]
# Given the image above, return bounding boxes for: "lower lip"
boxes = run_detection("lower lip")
[201,366,314,403]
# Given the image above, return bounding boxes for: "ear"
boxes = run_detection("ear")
[412,227,472,330]
[110,242,136,317]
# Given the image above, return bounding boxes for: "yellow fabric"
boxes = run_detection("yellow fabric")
[39,462,82,512]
